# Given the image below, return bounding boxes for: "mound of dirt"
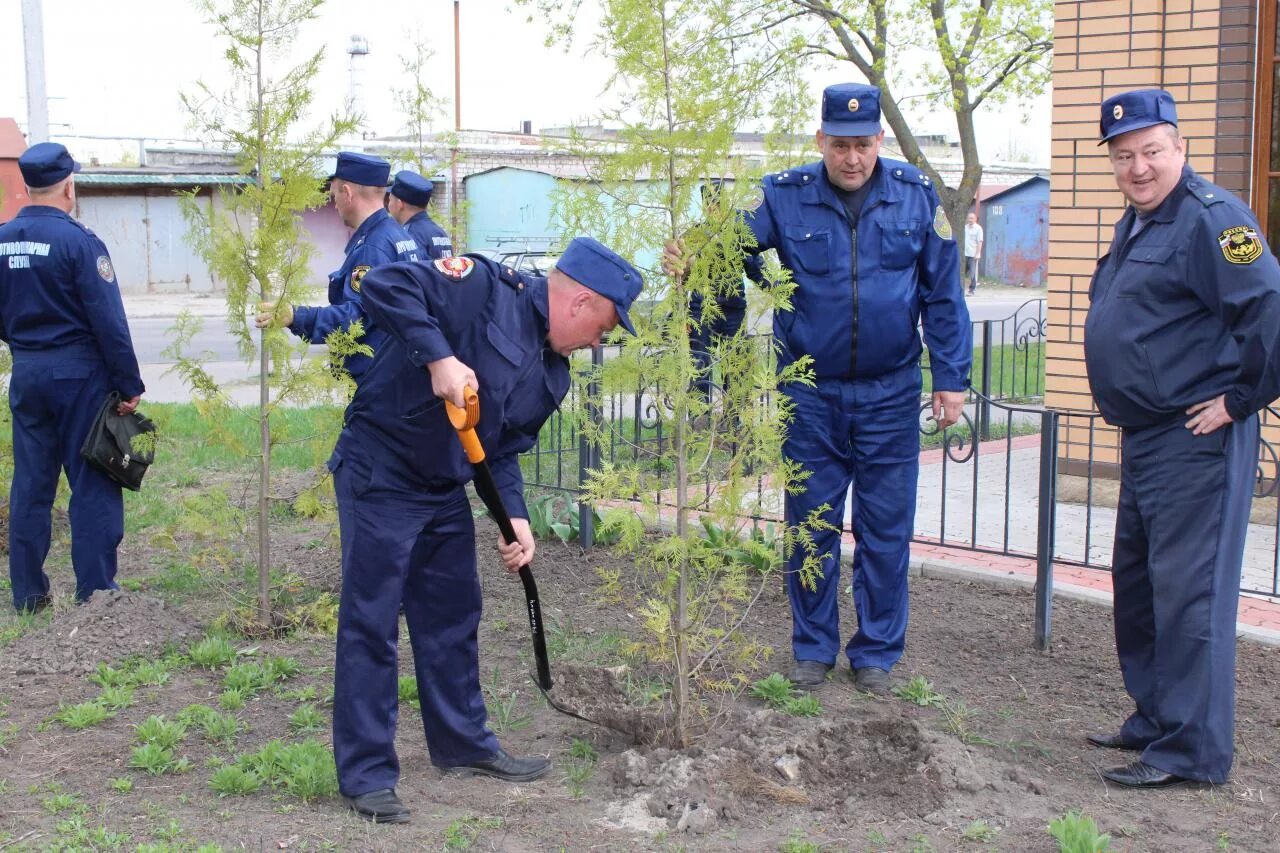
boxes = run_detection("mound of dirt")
[601,703,1052,836]
[1,590,202,676]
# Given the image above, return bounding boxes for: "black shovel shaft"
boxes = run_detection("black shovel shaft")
[470,461,553,691]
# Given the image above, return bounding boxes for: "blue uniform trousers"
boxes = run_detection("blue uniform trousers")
[331,451,499,797]
[8,351,123,609]
[783,364,921,670]
[1111,415,1256,783]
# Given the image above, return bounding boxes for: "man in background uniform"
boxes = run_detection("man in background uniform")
[387,170,453,260]
[667,83,971,693]
[257,152,418,381]
[0,142,145,612]
[1084,89,1280,788]
[329,238,642,823]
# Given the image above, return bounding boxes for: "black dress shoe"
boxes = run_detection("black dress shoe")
[1102,760,1189,789]
[852,666,891,695]
[343,788,410,823]
[789,660,833,690]
[1087,731,1144,751]
[445,748,550,783]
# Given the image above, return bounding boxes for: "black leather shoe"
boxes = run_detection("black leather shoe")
[789,660,833,689]
[853,666,891,695]
[1102,760,1190,789]
[343,788,410,823]
[1087,731,1144,751]
[446,748,550,783]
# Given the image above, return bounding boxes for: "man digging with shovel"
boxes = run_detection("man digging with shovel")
[309,238,641,824]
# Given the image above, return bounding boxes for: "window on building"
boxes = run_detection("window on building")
[1256,2,1280,252]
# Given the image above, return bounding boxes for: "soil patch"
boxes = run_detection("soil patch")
[1,512,1277,851]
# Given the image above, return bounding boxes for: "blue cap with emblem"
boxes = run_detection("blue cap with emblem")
[555,236,644,335]
[820,83,882,137]
[388,170,434,206]
[18,142,82,188]
[1099,89,1178,144]
[328,151,391,186]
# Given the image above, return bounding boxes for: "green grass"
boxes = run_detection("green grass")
[750,673,823,717]
[1048,810,1112,853]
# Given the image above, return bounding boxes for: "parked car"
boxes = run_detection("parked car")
[470,244,559,276]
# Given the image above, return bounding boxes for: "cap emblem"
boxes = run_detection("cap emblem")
[1113,104,1123,120]
[848,98,860,113]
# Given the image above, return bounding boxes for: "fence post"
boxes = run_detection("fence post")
[979,319,993,441]
[1034,409,1059,650]
[577,345,603,549]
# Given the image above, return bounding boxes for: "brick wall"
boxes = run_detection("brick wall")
[1048,0,1261,476]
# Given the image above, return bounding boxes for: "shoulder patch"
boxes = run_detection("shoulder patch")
[1219,226,1264,265]
[932,206,953,240]
[434,256,475,281]
[96,256,115,283]
[350,265,371,293]
[743,184,765,211]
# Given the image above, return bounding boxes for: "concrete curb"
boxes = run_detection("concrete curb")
[910,554,1280,649]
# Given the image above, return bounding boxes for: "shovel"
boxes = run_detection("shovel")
[445,386,552,689]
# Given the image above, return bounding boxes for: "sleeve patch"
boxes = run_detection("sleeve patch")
[743,185,765,211]
[350,265,371,292]
[932,206,953,240]
[1219,226,1263,264]
[96,256,115,283]
[434,256,475,280]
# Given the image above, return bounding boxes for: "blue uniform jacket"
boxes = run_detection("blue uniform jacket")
[744,157,971,389]
[0,206,144,398]
[1085,166,1280,428]
[330,256,570,519]
[289,208,419,379]
[403,211,453,260]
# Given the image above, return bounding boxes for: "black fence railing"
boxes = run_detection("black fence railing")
[518,298,1280,648]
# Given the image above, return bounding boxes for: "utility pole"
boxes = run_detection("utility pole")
[21,0,50,143]
[451,0,461,243]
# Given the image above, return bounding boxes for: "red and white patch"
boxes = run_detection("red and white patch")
[433,256,475,281]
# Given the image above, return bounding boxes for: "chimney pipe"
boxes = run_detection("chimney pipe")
[521,120,532,135]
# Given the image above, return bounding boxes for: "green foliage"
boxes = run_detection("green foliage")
[398,675,421,711]
[750,674,822,717]
[564,738,599,799]
[49,815,131,851]
[893,676,946,707]
[209,764,263,797]
[480,668,531,735]
[288,704,325,734]
[107,776,134,794]
[129,742,192,776]
[134,715,189,750]
[98,685,135,711]
[54,701,113,730]
[1048,811,1113,853]
[962,820,1000,843]
[188,635,237,669]
[525,493,623,546]
[235,739,337,801]
[42,791,83,814]
[179,0,357,631]
[444,816,503,851]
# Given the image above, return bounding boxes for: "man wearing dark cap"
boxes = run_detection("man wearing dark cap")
[0,142,145,612]
[1084,89,1280,788]
[256,151,419,381]
[386,170,453,260]
[327,237,642,823]
[667,83,970,693]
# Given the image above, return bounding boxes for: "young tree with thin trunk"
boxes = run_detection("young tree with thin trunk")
[524,0,820,746]
[177,0,356,630]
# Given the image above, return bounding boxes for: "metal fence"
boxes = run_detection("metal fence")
[518,298,1280,638]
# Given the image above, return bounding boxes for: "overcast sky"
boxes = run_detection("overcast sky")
[1,0,1048,164]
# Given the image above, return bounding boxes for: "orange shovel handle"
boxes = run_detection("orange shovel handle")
[444,386,485,463]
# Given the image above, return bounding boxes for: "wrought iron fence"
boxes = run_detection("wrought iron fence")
[518,296,1280,647]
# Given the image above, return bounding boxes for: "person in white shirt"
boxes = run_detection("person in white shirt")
[964,212,984,295]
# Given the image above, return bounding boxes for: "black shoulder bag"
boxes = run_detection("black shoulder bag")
[80,391,157,491]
